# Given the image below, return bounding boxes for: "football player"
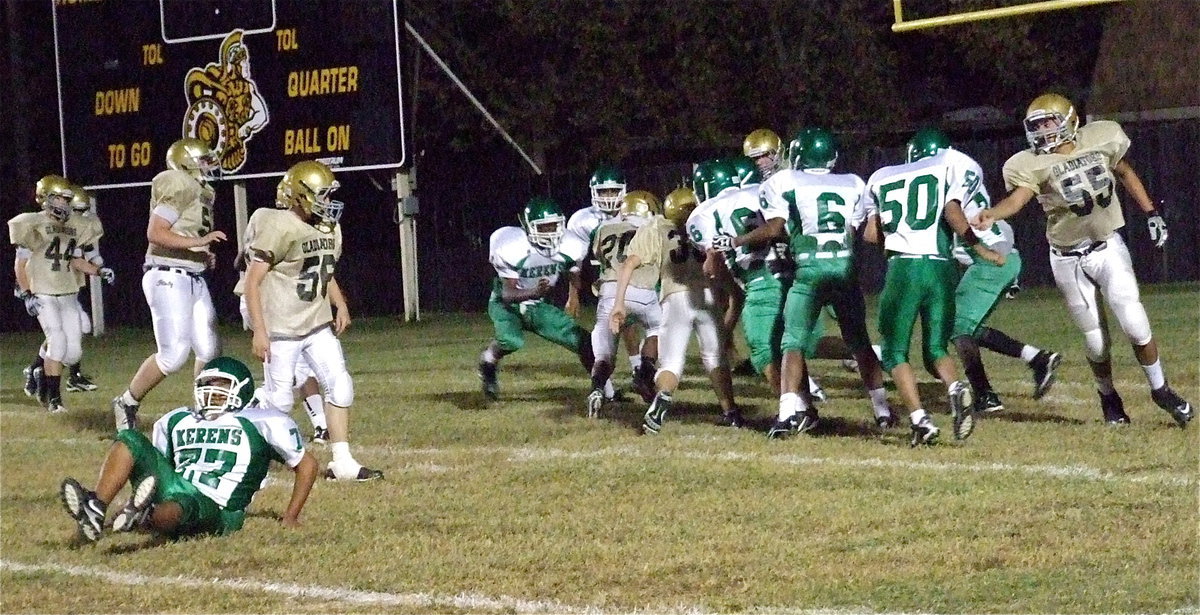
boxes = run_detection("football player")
[586,190,663,418]
[862,131,1004,446]
[243,160,381,481]
[479,196,599,402]
[59,356,318,543]
[8,175,110,413]
[975,93,1192,427]
[897,129,1063,414]
[563,165,647,388]
[611,187,739,434]
[727,129,895,437]
[112,139,228,433]
[688,158,786,427]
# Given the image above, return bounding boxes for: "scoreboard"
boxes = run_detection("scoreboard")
[53,0,408,189]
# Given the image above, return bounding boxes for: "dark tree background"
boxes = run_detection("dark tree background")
[4,0,1189,332]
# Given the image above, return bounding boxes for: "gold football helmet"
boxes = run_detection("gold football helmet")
[166,138,221,182]
[663,187,698,226]
[69,185,94,214]
[35,174,74,222]
[742,128,783,179]
[278,160,343,233]
[620,190,662,219]
[1024,93,1078,154]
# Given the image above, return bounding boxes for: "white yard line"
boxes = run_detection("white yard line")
[0,560,898,615]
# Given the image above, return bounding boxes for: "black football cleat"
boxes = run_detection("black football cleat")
[910,417,941,447]
[975,389,1005,414]
[1099,390,1131,425]
[1030,351,1062,399]
[1151,386,1193,428]
[949,380,975,440]
[478,361,499,401]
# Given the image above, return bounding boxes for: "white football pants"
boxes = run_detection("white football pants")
[142,267,220,374]
[260,326,353,413]
[35,293,84,365]
[591,282,662,362]
[1050,233,1152,363]
[657,287,727,378]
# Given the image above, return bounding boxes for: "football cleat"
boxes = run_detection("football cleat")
[324,463,384,482]
[1099,390,1131,425]
[976,389,1005,414]
[112,475,157,533]
[717,408,745,429]
[767,415,798,440]
[22,365,39,398]
[642,393,671,434]
[948,380,975,440]
[34,367,47,404]
[632,365,657,404]
[310,427,330,445]
[112,396,140,432]
[586,389,604,419]
[875,411,897,430]
[1151,386,1193,428]
[478,361,499,401]
[66,372,98,392]
[60,477,105,542]
[1030,351,1062,399]
[910,417,941,447]
[794,409,820,435]
[808,378,827,403]
[46,397,68,414]
[841,358,860,372]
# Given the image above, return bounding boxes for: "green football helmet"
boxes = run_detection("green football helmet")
[588,165,627,215]
[730,155,761,187]
[788,128,838,171]
[906,127,950,163]
[192,356,255,421]
[519,196,566,255]
[693,159,739,202]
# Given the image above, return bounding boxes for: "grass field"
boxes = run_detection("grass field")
[1,283,1197,614]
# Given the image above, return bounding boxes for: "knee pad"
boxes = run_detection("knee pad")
[63,337,83,367]
[154,342,192,375]
[327,369,354,407]
[79,310,92,335]
[192,333,221,364]
[700,349,725,373]
[590,324,616,363]
[1108,294,1153,347]
[43,329,67,362]
[1081,327,1110,363]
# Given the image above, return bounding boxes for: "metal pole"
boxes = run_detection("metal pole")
[233,181,249,252]
[88,276,104,336]
[395,169,420,321]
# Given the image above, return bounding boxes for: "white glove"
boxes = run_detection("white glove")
[711,233,735,253]
[22,292,39,317]
[1147,213,1168,248]
[99,267,116,285]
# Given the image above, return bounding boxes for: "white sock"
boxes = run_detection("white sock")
[868,387,890,418]
[872,345,882,360]
[304,394,327,429]
[1141,359,1166,390]
[331,442,356,466]
[1020,346,1040,363]
[629,355,642,371]
[481,347,497,363]
[778,393,798,420]
[909,409,928,425]
[604,379,615,398]
[121,390,139,406]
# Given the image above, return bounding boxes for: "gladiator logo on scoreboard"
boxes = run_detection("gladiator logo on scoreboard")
[183,30,270,174]
[53,0,407,190]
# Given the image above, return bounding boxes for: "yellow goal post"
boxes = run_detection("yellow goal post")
[892,0,1125,32]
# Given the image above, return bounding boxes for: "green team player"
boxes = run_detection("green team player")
[60,356,318,542]
[862,131,1005,446]
[727,128,895,437]
[477,197,601,401]
[903,129,1063,414]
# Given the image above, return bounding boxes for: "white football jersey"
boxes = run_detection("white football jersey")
[686,186,785,284]
[864,149,983,257]
[489,226,573,302]
[761,169,867,261]
[562,205,610,265]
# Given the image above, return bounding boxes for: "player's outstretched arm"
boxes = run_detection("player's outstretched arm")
[946,200,1004,266]
[281,451,318,529]
[146,214,226,250]
[976,187,1035,228]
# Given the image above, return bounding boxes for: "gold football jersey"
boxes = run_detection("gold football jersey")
[8,211,102,295]
[247,208,343,339]
[72,214,105,289]
[627,217,706,300]
[145,169,215,269]
[1002,120,1130,248]
[592,217,658,290]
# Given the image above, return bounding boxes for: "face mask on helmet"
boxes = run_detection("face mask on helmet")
[521,198,565,255]
[167,139,221,182]
[69,186,94,215]
[589,167,627,215]
[307,182,344,233]
[281,161,343,233]
[36,175,74,222]
[192,358,254,421]
[743,129,782,180]
[1024,95,1078,154]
